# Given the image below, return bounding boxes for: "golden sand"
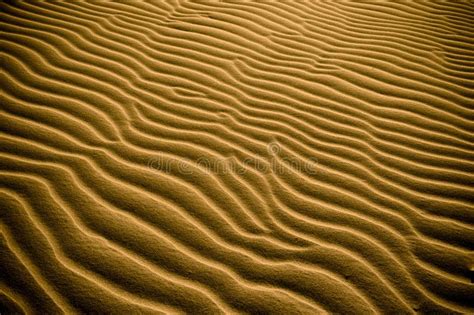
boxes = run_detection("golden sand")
[1,1,473,314]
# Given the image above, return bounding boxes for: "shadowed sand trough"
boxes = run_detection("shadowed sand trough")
[1,1,473,314]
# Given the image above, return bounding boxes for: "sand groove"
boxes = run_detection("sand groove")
[1,1,473,314]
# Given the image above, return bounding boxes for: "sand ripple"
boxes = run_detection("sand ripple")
[1,1,473,314]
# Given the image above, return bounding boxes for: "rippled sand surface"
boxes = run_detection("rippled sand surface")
[1,1,473,314]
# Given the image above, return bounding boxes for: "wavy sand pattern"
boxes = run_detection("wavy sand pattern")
[1,1,473,314]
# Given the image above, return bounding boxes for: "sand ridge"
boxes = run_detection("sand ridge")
[1,1,473,314]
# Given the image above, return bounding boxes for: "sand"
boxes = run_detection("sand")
[1,1,473,314]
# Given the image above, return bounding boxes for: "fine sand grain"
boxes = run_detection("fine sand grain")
[1,1,474,314]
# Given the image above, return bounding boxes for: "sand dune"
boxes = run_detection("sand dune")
[1,1,473,314]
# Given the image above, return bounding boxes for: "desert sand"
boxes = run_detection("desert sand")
[1,1,473,314]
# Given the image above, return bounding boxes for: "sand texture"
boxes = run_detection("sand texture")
[1,1,474,314]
